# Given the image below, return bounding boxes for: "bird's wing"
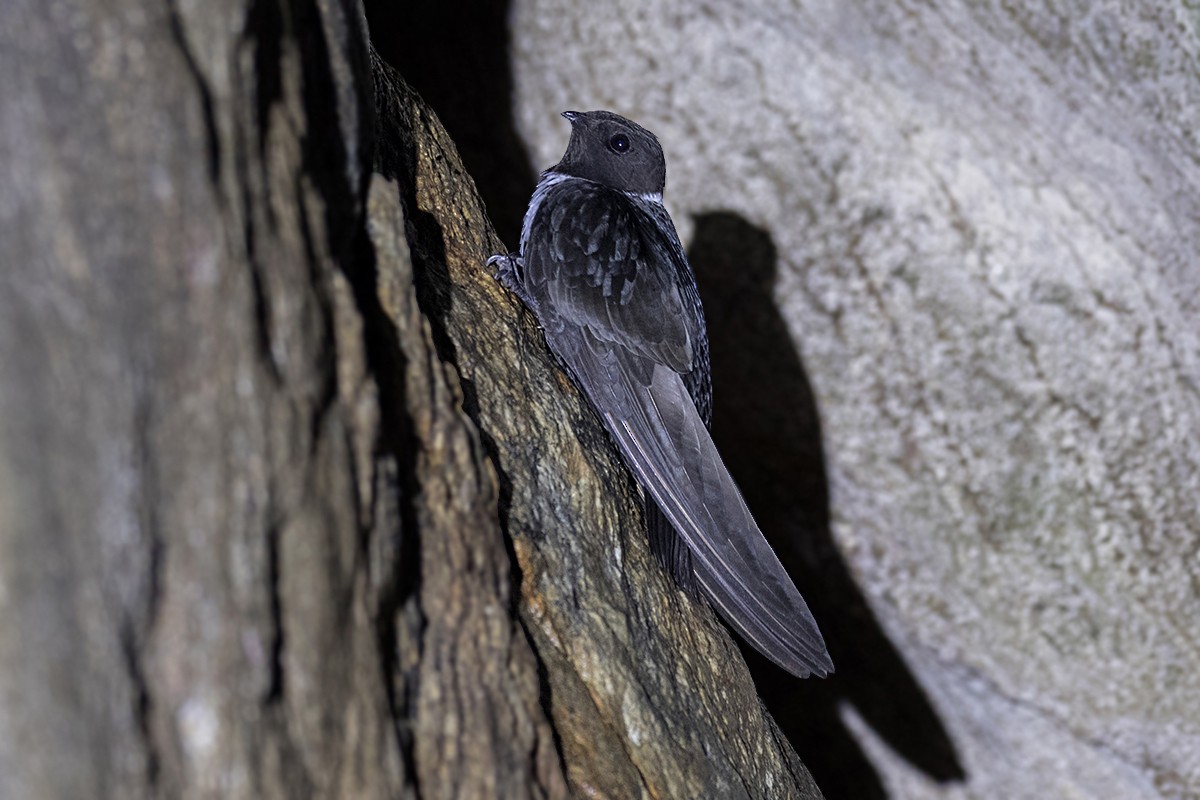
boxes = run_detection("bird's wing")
[524,179,832,678]
[572,332,832,678]
[530,180,698,377]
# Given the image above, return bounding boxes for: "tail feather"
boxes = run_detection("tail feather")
[645,500,699,598]
[568,334,833,678]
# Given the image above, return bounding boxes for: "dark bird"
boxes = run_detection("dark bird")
[489,110,833,678]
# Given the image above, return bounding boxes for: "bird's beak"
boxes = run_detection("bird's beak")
[562,110,580,123]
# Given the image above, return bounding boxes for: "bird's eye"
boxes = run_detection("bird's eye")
[608,133,630,154]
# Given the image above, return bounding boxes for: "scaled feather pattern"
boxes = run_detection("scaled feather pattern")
[491,110,832,678]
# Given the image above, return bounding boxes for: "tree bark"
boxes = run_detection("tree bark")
[0,1,822,798]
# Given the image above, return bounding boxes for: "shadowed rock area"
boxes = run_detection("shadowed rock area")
[505,2,1200,797]
[690,211,964,799]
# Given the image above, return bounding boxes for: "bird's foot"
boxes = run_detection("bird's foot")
[488,253,536,308]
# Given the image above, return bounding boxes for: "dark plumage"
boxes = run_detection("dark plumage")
[489,110,832,678]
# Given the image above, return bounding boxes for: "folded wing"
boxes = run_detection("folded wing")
[564,331,833,678]
[525,178,832,678]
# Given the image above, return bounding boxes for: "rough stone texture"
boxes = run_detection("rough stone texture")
[505,2,1200,798]
[365,175,567,800]
[0,0,830,795]
[0,0,559,796]
[0,0,402,795]
[372,58,823,800]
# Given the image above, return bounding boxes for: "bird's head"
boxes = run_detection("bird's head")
[553,110,666,196]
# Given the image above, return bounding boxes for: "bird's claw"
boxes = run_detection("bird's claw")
[487,252,521,287]
[488,252,536,309]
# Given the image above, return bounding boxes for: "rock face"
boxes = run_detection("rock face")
[499,2,1200,798]
[1,0,402,795]
[1,0,828,797]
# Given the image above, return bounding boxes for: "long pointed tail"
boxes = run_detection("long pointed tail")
[568,335,833,678]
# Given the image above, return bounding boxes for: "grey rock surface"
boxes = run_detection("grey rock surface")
[0,0,404,796]
[508,1,1200,797]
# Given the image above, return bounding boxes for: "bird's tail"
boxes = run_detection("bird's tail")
[570,335,833,678]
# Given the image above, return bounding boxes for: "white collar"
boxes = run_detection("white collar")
[628,190,664,205]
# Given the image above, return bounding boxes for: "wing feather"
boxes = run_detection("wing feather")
[571,333,831,677]
[522,176,832,677]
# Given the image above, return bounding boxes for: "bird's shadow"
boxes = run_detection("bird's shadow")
[690,211,965,799]
[364,4,966,794]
